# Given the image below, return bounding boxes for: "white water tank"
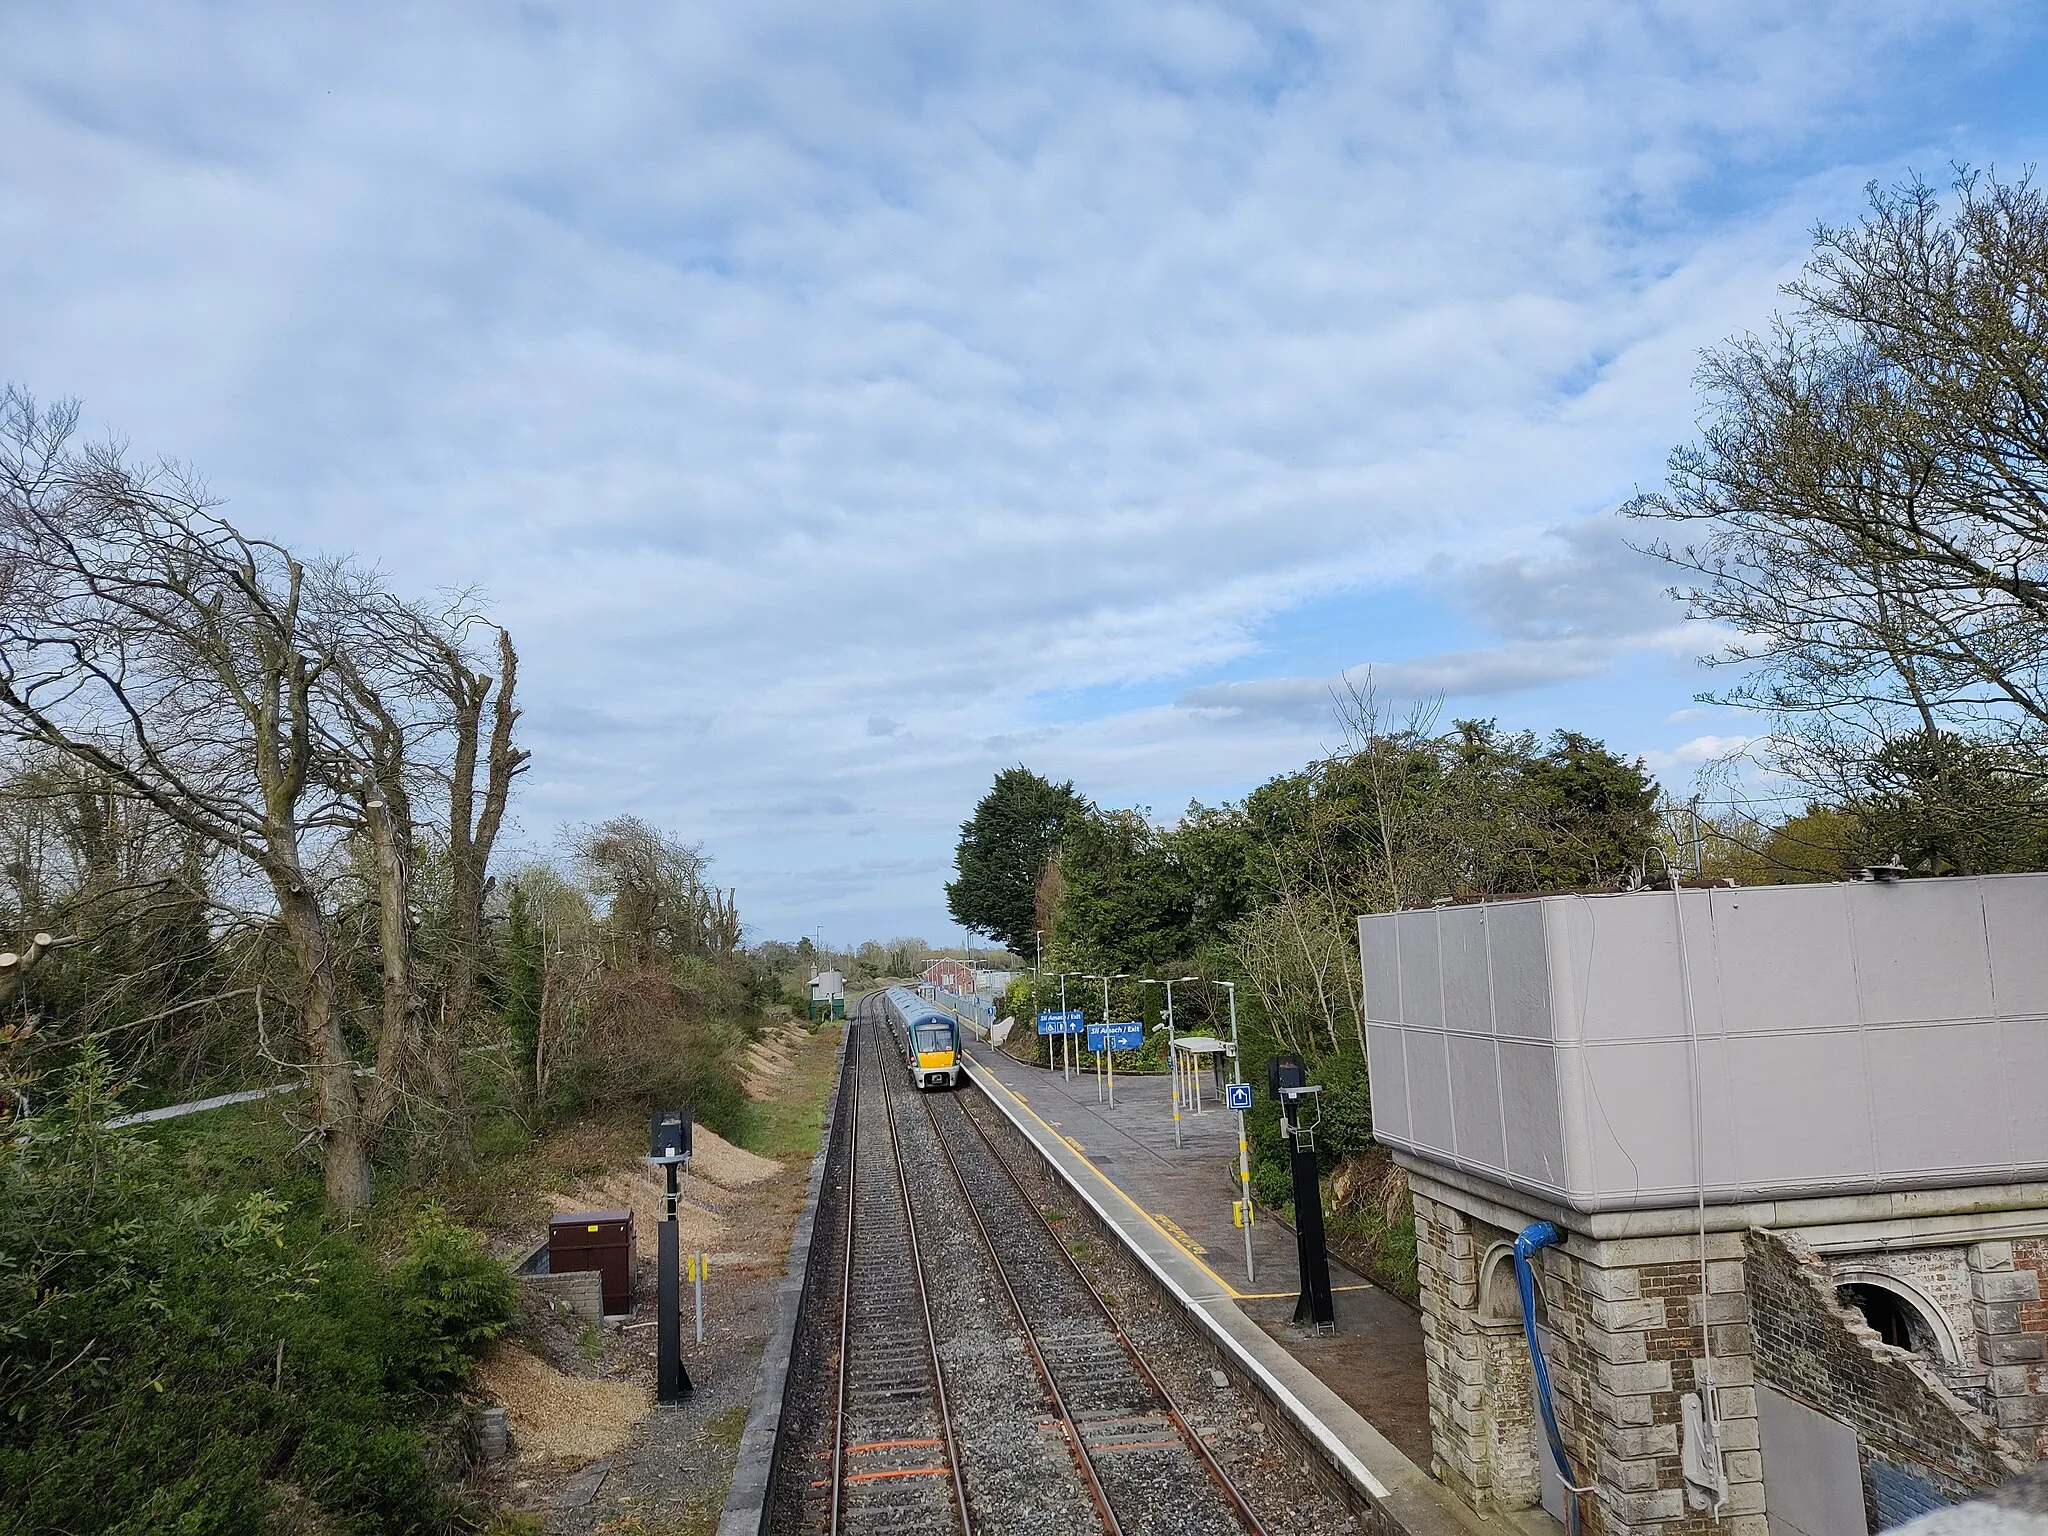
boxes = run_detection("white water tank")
[1360,874,2048,1212]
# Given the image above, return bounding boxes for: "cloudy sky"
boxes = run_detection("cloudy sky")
[5,3,2045,943]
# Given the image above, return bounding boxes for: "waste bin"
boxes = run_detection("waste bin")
[547,1209,636,1316]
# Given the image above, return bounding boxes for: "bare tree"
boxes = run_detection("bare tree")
[1628,170,2048,813]
[322,623,423,1143]
[0,391,384,1211]
[575,816,737,964]
[429,621,528,1118]
[0,932,71,1012]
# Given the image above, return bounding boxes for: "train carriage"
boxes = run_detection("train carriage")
[881,986,960,1089]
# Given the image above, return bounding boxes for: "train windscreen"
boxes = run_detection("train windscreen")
[913,1023,954,1054]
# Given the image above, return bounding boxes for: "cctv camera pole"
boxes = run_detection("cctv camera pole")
[1283,1083,1336,1331]
[659,1168,692,1401]
[1266,1054,1334,1330]
[648,1110,695,1403]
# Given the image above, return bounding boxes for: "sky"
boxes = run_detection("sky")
[4,3,2046,945]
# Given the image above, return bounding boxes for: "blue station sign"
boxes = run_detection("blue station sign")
[1226,1081,1254,1111]
[1087,1020,1145,1052]
[1036,1009,1087,1036]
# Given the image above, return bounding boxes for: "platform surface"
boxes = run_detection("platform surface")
[962,1039,1531,1536]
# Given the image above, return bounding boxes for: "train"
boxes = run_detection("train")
[882,986,961,1090]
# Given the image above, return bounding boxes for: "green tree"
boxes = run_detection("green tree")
[946,767,1088,954]
[1853,730,2048,875]
[1521,729,1662,888]
[501,882,544,1094]
[1047,808,1196,969]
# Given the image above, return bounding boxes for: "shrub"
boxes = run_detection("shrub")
[388,1209,515,1395]
[0,1044,494,1533]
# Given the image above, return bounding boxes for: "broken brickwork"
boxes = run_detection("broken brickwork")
[1745,1228,2026,1528]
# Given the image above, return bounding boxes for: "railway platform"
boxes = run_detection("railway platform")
[962,1038,1544,1536]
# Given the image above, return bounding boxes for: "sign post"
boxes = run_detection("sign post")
[1059,973,1072,1080]
[1086,1019,1143,1107]
[1214,981,1255,1286]
[1036,1006,1085,1089]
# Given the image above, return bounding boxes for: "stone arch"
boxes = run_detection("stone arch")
[1479,1241,1523,1325]
[1832,1269,1962,1368]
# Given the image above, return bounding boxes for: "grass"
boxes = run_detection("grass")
[125,1010,848,1248]
[741,1021,843,1163]
[704,1403,748,1449]
[139,1093,328,1212]
[129,1071,614,1238]
[1324,1205,1421,1306]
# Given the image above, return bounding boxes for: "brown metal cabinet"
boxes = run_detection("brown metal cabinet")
[547,1209,636,1316]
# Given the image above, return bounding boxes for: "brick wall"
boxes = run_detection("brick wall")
[1528,1242,1763,1536]
[1414,1194,1492,1509]
[1976,1239,2048,1458]
[2016,1242,2048,1346]
[1414,1190,1764,1536]
[1828,1248,1980,1391]
[1413,1195,1547,1515]
[1746,1228,2026,1527]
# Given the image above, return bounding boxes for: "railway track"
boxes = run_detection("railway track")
[796,995,1266,1536]
[828,1028,970,1535]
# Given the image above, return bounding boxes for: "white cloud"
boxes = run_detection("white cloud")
[1179,638,1626,721]
[1,1,2039,934]
[1641,734,1766,775]
[1176,518,1720,722]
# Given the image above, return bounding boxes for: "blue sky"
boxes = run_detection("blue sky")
[4,3,2046,944]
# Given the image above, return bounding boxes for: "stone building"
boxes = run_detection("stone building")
[1361,874,2048,1536]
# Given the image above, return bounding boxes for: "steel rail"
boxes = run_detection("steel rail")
[874,1016,975,1536]
[950,1080,1271,1536]
[908,1078,1124,1536]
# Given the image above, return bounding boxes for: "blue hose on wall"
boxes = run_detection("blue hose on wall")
[1514,1221,1582,1535]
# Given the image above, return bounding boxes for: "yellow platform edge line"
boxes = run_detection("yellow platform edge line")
[968,1053,1249,1301]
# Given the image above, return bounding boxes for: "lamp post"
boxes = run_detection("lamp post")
[1034,930,1044,977]
[1211,979,1254,1285]
[1141,976,1200,1149]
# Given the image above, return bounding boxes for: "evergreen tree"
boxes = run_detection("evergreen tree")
[502,882,544,1095]
[946,767,1088,954]
[1521,729,1662,888]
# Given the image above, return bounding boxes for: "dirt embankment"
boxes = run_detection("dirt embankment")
[477,1019,842,1532]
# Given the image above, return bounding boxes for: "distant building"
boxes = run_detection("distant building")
[922,958,977,993]
[807,969,844,1021]
[921,959,1016,996]
[1364,873,2047,1535]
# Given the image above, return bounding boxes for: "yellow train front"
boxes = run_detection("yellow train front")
[883,986,960,1090]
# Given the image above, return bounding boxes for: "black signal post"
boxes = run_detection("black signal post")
[647,1108,696,1402]
[1268,1053,1336,1332]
